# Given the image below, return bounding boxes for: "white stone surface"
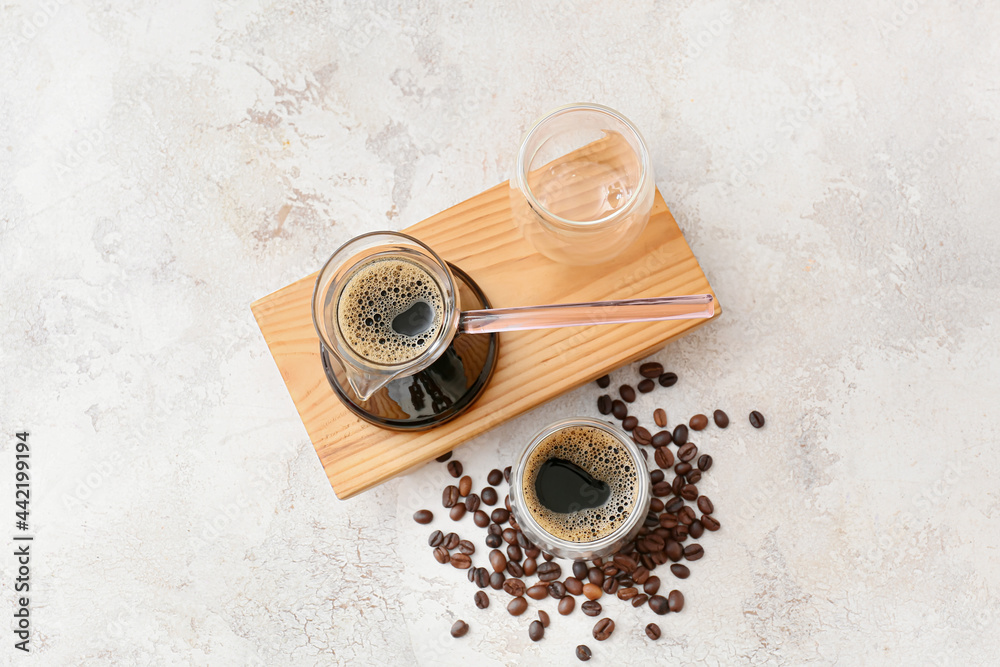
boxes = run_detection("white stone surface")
[2,1,999,664]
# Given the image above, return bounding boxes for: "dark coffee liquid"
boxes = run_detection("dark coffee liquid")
[392,301,435,337]
[534,458,610,513]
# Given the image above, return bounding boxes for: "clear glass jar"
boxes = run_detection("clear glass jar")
[510,103,655,265]
[509,417,651,561]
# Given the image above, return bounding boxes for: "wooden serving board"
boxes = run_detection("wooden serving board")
[252,185,721,499]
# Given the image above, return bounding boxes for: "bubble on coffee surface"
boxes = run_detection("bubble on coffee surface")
[524,426,638,542]
[336,257,444,365]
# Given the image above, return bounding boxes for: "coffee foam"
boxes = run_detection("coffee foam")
[523,425,638,542]
[336,257,444,365]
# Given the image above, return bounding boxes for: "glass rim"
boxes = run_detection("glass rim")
[510,417,650,553]
[514,103,652,229]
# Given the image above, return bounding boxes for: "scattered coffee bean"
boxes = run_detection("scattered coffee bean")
[450,503,467,521]
[713,409,729,428]
[680,484,698,501]
[491,508,510,524]
[649,470,664,485]
[525,544,541,559]
[658,372,678,387]
[648,595,668,615]
[444,533,460,550]
[689,520,705,539]
[447,461,463,478]
[565,577,584,595]
[672,424,688,445]
[643,576,661,596]
[523,557,537,576]
[451,619,469,637]
[436,451,453,462]
[638,378,655,393]
[573,561,589,580]
[458,475,472,496]
[451,553,472,569]
[465,494,481,513]
[503,578,525,597]
[602,578,618,595]
[596,374,611,388]
[489,550,507,573]
[413,509,433,524]
[473,510,490,528]
[652,481,671,497]
[593,618,615,641]
[654,446,674,469]
[645,622,661,640]
[474,591,489,609]
[481,487,498,506]
[622,416,638,431]
[490,572,505,590]
[458,539,476,555]
[442,486,459,508]
[501,528,516,545]
[528,620,544,642]
[507,596,528,616]
[485,533,502,548]
[548,581,567,599]
[677,442,698,462]
[619,385,636,402]
[507,544,522,562]
[537,562,562,582]
[697,454,713,471]
[576,645,592,661]
[527,584,548,600]
[632,566,650,584]
[651,431,672,448]
[428,530,444,547]
[633,426,651,444]
[503,466,512,484]
[668,589,685,612]
[581,599,602,616]
[687,469,702,484]
[611,400,627,420]
[597,394,612,415]
[678,506,696,525]
[583,583,602,600]
[631,593,649,608]
[640,362,664,378]
[665,496,684,513]
[558,596,575,615]
[670,563,690,579]
[749,410,765,428]
[653,408,667,427]
[689,414,708,431]
[507,560,524,578]
[587,567,603,586]
[697,496,714,514]
[617,587,638,601]
[675,460,693,475]
[538,609,550,627]
[433,546,450,564]
[673,524,689,541]
[683,544,704,561]
[701,514,721,531]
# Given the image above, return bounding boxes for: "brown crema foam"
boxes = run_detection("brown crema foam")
[523,426,638,542]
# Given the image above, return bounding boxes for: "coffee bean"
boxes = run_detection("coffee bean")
[617,587,638,601]
[572,561,589,580]
[548,581,567,599]
[643,576,661,596]
[450,619,469,637]
[428,530,444,547]
[689,520,705,539]
[652,408,667,428]
[466,493,482,513]
[413,509,433,524]
[638,378,655,393]
[451,553,472,569]
[596,374,611,388]
[671,475,684,495]
[485,533,502,548]
[602,577,618,595]
[652,481,671,497]
[668,589,684,612]
[640,362,663,378]
[687,469,702,484]
[507,596,528,616]
[677,442,698,462]
[611,400,627,419]
[587,567,604,586]
[505,495,511,512]
[442,486,459,508]
[630,565,649,584]
[444,533,460,550]
[537,562,562,582]
[450,503,467,521]
[472,510,489,528]
[666,540,683,561]
[649,470,664,486]
[649,595,668,615]
[528,620,544,642]
[433,546,450,564]
[527,584,548,600]
[681,484,698,501]
[576,645,592,661]
[522,557,537,576]
[697,496,714,515]
[563,576,583,596]
[525,545,541,559]
[654,446,674,469]
[583,583,602,600]
[697,454,713,471]
[634,426,651,443]
[619,385,636,402]
[592,618,615,641]
[665,496,684,513]
[447,461,463,478]
[507,544,522,562]
[658,372,678,387]
[613,555,637,572]
[459,540,476,555]
[507,560,524,578]
[503,578,525,597]
[670,563,691,579]
[595,394,613,416]
[474,590,490,609]
[678,506,696,525]
[645,622,661,640]
[659,513,678,529]
[713,409,729,428]
[490,572,505,590]
[672,424,688,445]
[500,528,516,545]
[481,487,498,506]
[503,466,512,484]
[490,508,509,525]
[558,596,575,615]
[749,410,765,428]
[538,609,551,628]
[457,475,472,497]
[489,549,507,573]
[674,460,691,475]
[702,514,721,531]
[482,470,500,487]
[436,451,453,462]
[683,544,704,561]
[672,524,689,541]
[622,416,638,431]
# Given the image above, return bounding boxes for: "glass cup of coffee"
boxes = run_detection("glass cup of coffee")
[510,103,655,265]
[509,417,651,560]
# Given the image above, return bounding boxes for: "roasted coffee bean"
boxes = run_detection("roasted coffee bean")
[698,453,714,471]
[576,645,592,661]
[650,552,667,566]
[632,566,650,585]
[465,493,481,513]
[444,533,460,550]
[413,509,433,524]
[652,481,671,497]
[670,563,690,579]
[451,553,472,569]
[537,562,562,581]
[527,584,548,600]
[503,578,525,597]
[749,410,766,428]
[619,385,636,402]
[602,563,619,578]
[653,408,667,428]
[488,523,501,536]
[548,581,567,599]
[525,545,541,559]
[507,596,528,616]
[490,572,505,590]
[502,528,517,545]
[654,446,674,469]
[436,451,453,462]
[429,530,444,547]
[640,362,663,378]
[651,430,671,447]
[503,466,512,484]
[689,520,705,539]
[666,540,683,562]
[631,593,649,608]
[572,561,589,580]
[475,590,490,609]
[665,496,684,513]
[564,576,584,595]
[672,424,688,445]
[442,486,459,508]
[650,497,664,513]
[613,555,637,572]
[668,589,685,612]
[675,462,692,476]
[638,378,655,393]
[602,578,618,595]
[447,461,463,478]
[587,568,604,586]
[678,506,696,525]
[677,442,698,462]
[617,587,638,601]
[659,514,678,530]
[649,470,664,485]
[658,372,678,387]
[481,487,498,506]
[713,409,729,428]
[485,533,502,548]
[477,567,491,587]
[538,609,550,628]
[697,496,714,515]
[683,544,704,561]
[505,495,512,512]
[583,583,603,600]
[581,600,602,617]
[482,469,500,487]
[528,620,544,642]
[592,618,615,641]
[450,503,467,521]
[648,595,668,615]
[558,596,575,615]
[597,395,612,415]
[473,510,490,528]
[634,426,652,443]
[458,540,476,555]
[689,414,708,431]
[611,399,627,420]
[687,469,702,484]
[596,374,611,388]
[489,550,507,573]
[515,531,530,549]
[622,416,638,431]
[458,475,472,496]
[433,546,450,564]
[507,544,522,562]
[645,622,661,640]
[616,574,634,588]
[672,524,689,541]
[507,560,524,577]
[671,475,684,496]
[491,508,510,525]
[702,514,721,531]
[522,557,537,576]
[680,484,699,501]
[451,619,469,637]
[643,576,661,596]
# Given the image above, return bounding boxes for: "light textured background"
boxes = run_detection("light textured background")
[2,1,999,665]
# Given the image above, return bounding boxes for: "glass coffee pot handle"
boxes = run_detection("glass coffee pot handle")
[457,294,714,335]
